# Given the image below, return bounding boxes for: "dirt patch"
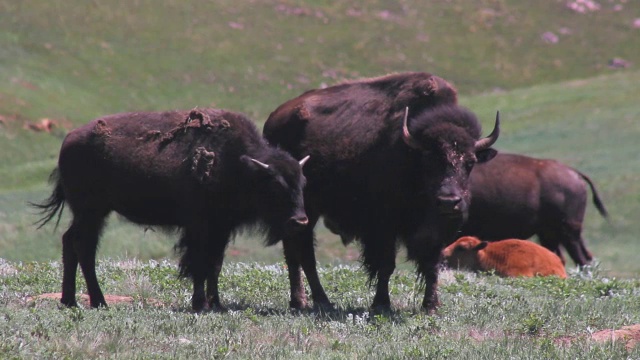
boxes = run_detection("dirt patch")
[23,118,56,132]
[590,324,640,350]
[555,324,640,350]
[27,293,165,308]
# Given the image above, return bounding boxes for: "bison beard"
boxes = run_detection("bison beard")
[32,108,310,312]
[264,72,500,312]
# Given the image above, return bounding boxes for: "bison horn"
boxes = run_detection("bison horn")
[474,111,500,151]
[249,158,270,169]
[402,107,422,149]
[299,155,311,167]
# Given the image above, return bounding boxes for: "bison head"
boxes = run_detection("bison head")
[402,105,499,223]
[441,236,487,270]
[240,152,310,241]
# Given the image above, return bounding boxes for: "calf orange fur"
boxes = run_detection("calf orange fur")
[442,236,567,278]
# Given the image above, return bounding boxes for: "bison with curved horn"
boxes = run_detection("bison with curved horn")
[33,108,310,311]
[264,72,500,312]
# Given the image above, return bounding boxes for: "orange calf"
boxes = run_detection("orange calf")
[442,236,567,278]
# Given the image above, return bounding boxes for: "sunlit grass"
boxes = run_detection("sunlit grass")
[1,260,639,358]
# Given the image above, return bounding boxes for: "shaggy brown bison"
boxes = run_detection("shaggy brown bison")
[459,153,608,266]
[33,108,310,311]
[442,236,567,278]
[264,72,500,312]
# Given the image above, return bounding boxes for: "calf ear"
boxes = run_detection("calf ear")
[476,148,497,163]
[473,241,489,251]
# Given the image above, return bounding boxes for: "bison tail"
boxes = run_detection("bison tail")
[30,168,66,230]
[576,170,609,219]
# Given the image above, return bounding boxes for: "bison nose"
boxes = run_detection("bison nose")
[294,216,309,226]
[287,215,309,231]
[436,195,462,213]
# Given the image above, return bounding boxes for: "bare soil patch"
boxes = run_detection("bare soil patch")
[590,324,640,350]
[27,293,165,308]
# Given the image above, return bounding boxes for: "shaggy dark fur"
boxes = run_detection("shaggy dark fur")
[263,72,499,312]
[459,153,608,266]
[33,108,310,312]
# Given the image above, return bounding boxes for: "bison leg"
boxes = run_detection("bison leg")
[405,225,444,313]
[282,215,332,310]
[537,234,566,265]
[206,237,230,311]
[191,276,207,312]
[414,245,442,313]
[68,213,108,308]
[419,254,441,313]
[560,221,592,267]
[61,225,79,307]
[361,229,397,312]
[282,237,308,309]
[559,237,590,267]
[540,224,590,267]
[180,226,227,312]
[580,238,594,263]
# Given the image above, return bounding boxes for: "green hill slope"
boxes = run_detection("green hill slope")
[1,0,638,122]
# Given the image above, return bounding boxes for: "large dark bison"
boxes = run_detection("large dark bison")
[263,72,500,312]
[33,108,310,311]
[459,153,608,266]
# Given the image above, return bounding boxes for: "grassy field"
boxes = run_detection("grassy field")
[1,1,640,358]
[1,260,640,358]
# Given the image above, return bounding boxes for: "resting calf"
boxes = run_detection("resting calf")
[442,236,567,278]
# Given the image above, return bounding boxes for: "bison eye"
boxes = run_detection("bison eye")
[464,159,475,172]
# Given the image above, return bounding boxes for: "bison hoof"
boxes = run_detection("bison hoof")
[312,301,335,313]
[370,303,393,316]
[421,301,440,315]
[60,298,78,308]
[289,298,309,310]
[208,301,228,313]
[192,300,210,313]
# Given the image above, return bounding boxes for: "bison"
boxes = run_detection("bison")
[263,72,500,312]
[442,236,567,278]
[459,153,608,266]
[33,108,310,311]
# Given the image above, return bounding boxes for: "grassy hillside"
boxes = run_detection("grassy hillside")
[1,0,638,123]
[1,1,639,276]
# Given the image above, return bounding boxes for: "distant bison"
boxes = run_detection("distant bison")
[264,72,500,312]
[459,153,608,266]
[33,108,310,311]
[442,236,567,278]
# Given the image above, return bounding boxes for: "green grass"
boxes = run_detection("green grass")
[1,260,639,358]
[1,0,638,125]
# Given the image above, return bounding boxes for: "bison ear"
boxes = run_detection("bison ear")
[473,241,489,251]
[476,148,497,164]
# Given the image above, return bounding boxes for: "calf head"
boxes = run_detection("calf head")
[441,236,488,270]
[402,106,499,222]
[240,151,310,240]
